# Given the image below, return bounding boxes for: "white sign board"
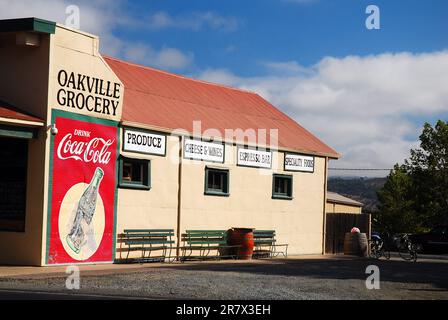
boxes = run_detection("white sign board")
[184,139,225,163]
[123,128,166,156]
[237,148,272,169]
[284,153,314,172]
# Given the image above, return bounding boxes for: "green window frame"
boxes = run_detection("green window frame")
[118,157,151,190]
[272,174,293,200]
[204,167,229,197]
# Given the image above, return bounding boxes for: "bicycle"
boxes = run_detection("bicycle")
[368,234,391,260]
[396,233,418,262]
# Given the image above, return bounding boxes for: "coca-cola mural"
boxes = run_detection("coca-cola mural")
[47,113,117,264]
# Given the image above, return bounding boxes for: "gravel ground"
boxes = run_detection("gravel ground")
[1,257,447,300]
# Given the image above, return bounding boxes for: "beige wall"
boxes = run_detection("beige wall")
[116,137,327,257]
[0,23,329,264]
[39,25,124,265]
[180,146,326,255]
[0,24,125,265]
[0,32,50,119]
[326,202,362,214]
[48,25,123,122]
[0,33,51,266]
[116,135,180,260]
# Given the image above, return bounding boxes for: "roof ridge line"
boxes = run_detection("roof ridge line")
[102,55,259,96]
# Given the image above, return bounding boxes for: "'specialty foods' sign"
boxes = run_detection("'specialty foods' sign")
[56,70,121,117]
[237,148,272,169]
[184,139,225,163]
[123,128,166,156]
[284,153,314,172]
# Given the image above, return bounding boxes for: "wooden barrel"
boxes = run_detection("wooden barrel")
[343,232,368,257]
[227,228,254,260]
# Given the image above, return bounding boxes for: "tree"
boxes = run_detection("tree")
[375,164,418,234]
[375,120,448,234]
[406,120,448,227]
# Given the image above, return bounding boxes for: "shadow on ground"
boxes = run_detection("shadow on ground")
[152,258,448,291]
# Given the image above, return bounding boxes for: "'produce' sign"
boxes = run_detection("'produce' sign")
[123,128,166,156]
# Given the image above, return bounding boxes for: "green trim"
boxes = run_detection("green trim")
[45,109,119,265]
[112,126,119,262]
[204,167,230,197]
[272,174,293,200]
[0,18,56,34]
[118,156,151,190]
[51,109,117,127]
[45,111,56,264]
[0,125,37,139]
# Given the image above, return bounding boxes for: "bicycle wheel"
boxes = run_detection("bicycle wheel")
[410,244,418,262]
[368,241,378,259]
[398,241,414,261]
[369,241,381,259]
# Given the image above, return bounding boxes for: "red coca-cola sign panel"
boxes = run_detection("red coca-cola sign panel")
[47,115,117,264]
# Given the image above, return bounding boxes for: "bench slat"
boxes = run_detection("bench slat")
[123,233,173,238]
[124,240,175,245]
[184,233,226,236]
[186,230,226,233]
[124,229,174,233]
[184,240,227,245]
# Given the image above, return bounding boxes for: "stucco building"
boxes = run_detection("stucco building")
[326,192,363,214]
[0,18,339,266]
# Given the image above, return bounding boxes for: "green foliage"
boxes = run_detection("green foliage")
[328,177,386,213]
[375,120,448,234]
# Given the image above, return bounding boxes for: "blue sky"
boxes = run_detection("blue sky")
[112,0,448,75]
[0,0,447,176]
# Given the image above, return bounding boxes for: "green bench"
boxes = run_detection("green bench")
[121,229,175,263]
[253,230,288,258]
[180,230,240,261]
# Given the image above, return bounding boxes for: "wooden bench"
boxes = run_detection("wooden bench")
[253,230,288,258]
[121,229,175,263]
[180,230,240,261]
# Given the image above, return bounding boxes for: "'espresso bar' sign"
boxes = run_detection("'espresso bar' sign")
[184,139,225,163]
[123,129,166,156]
[237,148,272,169]
[284,153,314,172]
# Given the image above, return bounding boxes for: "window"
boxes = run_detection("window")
[272,174,293,200]
[0,138,28,232]
[119,157,150,190]
[204,167,229,196]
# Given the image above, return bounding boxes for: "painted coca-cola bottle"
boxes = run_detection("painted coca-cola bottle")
[66,167,104,254]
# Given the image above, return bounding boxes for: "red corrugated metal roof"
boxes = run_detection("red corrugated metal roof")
[0,100,44,124]
[104,56,339,158]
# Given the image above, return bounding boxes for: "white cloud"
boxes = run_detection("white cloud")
[198,51,448,176]
[261,60,311,75]
[147,11,241,32]
[0,0,195,71]
[123,43,194,70]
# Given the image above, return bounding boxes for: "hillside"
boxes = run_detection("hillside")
[327,177,387,213]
